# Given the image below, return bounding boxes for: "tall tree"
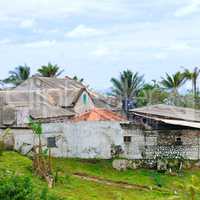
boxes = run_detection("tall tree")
[184,67,200,98]
[161,72,186,95]
[138,81,168,106]
[2,65,30,86]
[37,63,64,77]
[111,70,144,111]
[161,72,186,106]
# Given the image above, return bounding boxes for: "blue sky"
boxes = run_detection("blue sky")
[0,0,200,90]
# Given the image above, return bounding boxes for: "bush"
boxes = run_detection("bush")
[0,174,63,200]
[0,175,34,200]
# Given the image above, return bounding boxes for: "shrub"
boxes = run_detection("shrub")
[0,175,34,200]
[0,174,63,200]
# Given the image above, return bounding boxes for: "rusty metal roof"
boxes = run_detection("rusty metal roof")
[131,104,200,123]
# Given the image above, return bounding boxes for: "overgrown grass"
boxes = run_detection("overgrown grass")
[1,151,200,200]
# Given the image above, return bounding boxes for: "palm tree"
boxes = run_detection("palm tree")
[2,65,30,86]
[161,72,186,95]
[37,63,64,77]
[138,82,168,106]
[183,67,200,98]
[111,70,144,111]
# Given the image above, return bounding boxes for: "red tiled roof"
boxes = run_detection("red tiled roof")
[73,108,125,122]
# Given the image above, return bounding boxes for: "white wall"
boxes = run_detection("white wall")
[42,121,123,159]
[7,122,123,159]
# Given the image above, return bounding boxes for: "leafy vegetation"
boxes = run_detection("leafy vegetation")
[137,81,168,106]
[29,119,54,188]
[2,65,30,86]
[111,70,144,100]
[183,67,200,99]
[37,62,64,77]
[1,151,200,200]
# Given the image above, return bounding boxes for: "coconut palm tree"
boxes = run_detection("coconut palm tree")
[183,67,200,98]
[2,65,30,86]
[111,70,144,111]
[37,63,64,77]
[161,72,186,95]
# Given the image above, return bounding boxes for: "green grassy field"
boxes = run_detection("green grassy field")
[0,151,200,200]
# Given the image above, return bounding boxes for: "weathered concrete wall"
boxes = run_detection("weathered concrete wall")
[0,128,34,153]
[123,128,146,159]
[5,122,123,159]
[43,121,123,159]
[2,122,200,160]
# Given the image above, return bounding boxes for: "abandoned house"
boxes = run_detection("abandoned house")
[1,76,200,160]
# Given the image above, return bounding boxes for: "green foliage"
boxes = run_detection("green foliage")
[161,72,186,93]
[38,62,64,77]
[137,82,168,106]
[29,118,42,136]
[0,173,62,200]
[183,67,200,99]
[0,175,34,200]
[111,69,144,99]
[2,65,30,86]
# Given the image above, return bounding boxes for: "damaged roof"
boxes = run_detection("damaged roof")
[15,76,84,91]
[15,76,118,111]
[73,108,126,122]
[131,104,200,129]
[46,88,88,108]
[0,90,75,124]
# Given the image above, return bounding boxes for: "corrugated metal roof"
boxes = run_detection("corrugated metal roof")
[131,104,200,123]
[133,111,200,129]
[0,90,75,120]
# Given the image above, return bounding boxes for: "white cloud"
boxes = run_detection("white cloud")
[92,47,111,57]
[66,25,105,38]
[23,40,56,48]
[0,38,11,45]
[166,42,191,51]
[175,0,200,17]
[19,19,35,28]
[0,0,124,19]
[153,52,168,60]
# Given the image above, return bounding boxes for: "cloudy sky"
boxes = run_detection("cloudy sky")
[0,0,200,90]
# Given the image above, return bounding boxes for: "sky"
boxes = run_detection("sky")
[0,0,200,90]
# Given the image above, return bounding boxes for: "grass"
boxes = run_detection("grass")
[1,151,200,200]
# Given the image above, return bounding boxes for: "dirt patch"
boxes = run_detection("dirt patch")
[73,172,150,191]
[73,172,171,194]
